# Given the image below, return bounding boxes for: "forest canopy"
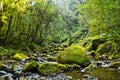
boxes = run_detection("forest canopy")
[0,0,120,52]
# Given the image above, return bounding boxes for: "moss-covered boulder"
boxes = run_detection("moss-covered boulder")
[96,41,119,60]
[57,45,91,67]
[13,52,29,61]
[24,61,40,72]
[38,62,66,75]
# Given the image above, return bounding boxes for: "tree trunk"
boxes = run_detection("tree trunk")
[4,14,13,46]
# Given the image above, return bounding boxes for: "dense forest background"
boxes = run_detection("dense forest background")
[0,0,120,58]
[0,0,120,79]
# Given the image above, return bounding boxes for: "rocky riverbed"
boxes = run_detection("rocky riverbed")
[0,45,120,80]
[0,54,120,80]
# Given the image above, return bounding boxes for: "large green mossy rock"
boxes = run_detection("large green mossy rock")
[96,41,119,59]
[57,45,91,67]
[38,62,66,75]
[24,62,66,75]
[13,52,29,61]
[24,61,40,72]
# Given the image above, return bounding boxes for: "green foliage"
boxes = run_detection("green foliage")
[57,45,90,67]
[0,46,8,56]
[1,0,120,63]
[78,0,120,35]
[0,0,87,49]
[0,0,65,47]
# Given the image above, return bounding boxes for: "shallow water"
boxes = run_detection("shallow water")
[66,67,120,80]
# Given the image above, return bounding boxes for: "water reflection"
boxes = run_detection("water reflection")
[66,67,120,80]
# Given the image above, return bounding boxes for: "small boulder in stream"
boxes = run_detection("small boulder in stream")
[13,52,29,61]
[24,61,39,73]
[24,61,67,75]
[57,45,91,67]
[38,62,66,75]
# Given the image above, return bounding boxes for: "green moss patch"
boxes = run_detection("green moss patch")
[96,41,119,59]
[38,62,66,75]
[13,52,29,61]
[0,46,8,56]
[24,61,40,72]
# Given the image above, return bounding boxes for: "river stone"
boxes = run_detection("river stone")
[0,63,11,72]
[24,61,40,73]
[45,73,72,80]
[0,73,13,80]
[57,45,91,67]
[0,71,7,76]
[38,62,66,75]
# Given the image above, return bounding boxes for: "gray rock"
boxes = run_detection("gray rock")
[0,70,7,76]
[0,73,13,80]
[82,74,98,80]
[67,76,72,79]
[41,73,72,80]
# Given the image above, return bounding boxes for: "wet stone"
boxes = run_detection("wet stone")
[67,76,72,79]
[40,76,46,80]
[45,73,72,80]
[0,70,7,76]
[0,73,13,80]
[118,67,120,72]
[82,74,98,80]
[23,73,40,80]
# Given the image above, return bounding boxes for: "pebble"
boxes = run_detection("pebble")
[67,76,72,79]
[80,68,86,73]
[82,74,98,80]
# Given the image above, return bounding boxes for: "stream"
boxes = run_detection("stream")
[66,67,120,80]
